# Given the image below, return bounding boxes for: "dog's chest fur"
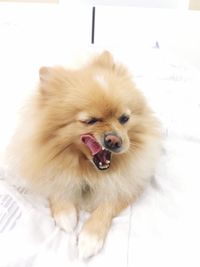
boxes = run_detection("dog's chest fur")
[81,183,92,197]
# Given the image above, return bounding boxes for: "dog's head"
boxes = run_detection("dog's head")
[36,51,152,171]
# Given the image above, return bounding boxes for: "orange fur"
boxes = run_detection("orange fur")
[9,51,161,258]
[50,197,76,218]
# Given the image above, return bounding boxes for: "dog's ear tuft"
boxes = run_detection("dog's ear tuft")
[39,66,56,96]
[99,51,114,65]
[93,51,114,68]
[39,66,52,83]
[38,66,70,97]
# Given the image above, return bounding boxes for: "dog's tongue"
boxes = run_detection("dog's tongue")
[81,134,102,156]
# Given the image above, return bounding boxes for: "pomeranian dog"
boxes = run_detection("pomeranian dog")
[9,51,161,259]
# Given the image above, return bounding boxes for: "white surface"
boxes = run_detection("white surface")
[0,176,131,267]
[128,138,200,267]
[0,2,200,267]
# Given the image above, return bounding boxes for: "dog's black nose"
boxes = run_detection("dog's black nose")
[104,133,122,152]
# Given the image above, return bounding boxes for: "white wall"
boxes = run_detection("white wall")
[89,0,189,9]
[95,6,200,68]
[0,0,58,2]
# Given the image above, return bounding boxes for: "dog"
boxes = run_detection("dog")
[10,51,161,259]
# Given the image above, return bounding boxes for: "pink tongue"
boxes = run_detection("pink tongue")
[81,134,102,156]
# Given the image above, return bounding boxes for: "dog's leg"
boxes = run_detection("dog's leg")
[50,197,78,233]
[78,199,132,259]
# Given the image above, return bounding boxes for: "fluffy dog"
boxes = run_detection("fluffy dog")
[10,51,161,259]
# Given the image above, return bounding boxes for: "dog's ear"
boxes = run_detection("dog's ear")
[39,66,68,96]
[93,51,128,77]
[39,66,52,83]
[98,51,114,66]
[93,51,114,68]
[39,67,54,96]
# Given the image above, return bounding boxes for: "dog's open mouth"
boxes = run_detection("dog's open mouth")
[81,134,111,170]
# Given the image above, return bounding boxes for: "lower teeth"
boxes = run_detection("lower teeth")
[99,164,109,169]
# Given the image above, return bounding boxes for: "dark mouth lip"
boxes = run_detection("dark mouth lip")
[93,148,112,170]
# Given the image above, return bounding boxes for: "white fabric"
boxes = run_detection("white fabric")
[0,174,131,267]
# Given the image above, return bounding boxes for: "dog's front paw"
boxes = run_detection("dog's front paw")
[54,209,77,233]
[78,230,104,260]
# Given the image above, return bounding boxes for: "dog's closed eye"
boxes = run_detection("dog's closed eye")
[82,118,102,125]
[78,112,102,125]
[85,118,99,125]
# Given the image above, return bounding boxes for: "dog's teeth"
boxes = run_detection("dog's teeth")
[98,162,110,170]
[106,160,110,164]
